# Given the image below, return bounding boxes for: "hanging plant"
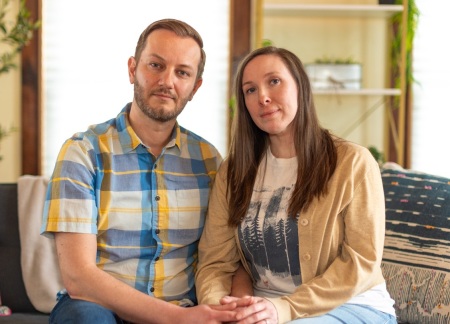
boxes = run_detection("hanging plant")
[0,124,17,161]
[0,0,40,74]
[390,0,420,90]
[0,0,40,161]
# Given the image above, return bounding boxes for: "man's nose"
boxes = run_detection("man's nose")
[158,69,174,87]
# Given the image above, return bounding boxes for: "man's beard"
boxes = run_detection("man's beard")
[134,79,190,123]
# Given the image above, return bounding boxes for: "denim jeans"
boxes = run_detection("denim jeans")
[287,304,397,324]
[49,294,128,324]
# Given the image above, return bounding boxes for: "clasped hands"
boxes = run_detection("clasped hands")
[217,295,278,324]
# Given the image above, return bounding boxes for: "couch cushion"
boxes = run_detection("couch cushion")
[0,313,49,324]
[0,183,37,313]
[381,163,450,324]
[18,176,63,314]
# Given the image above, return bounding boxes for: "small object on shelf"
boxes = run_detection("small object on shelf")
[379,0,395,4]
[305,63,362,90]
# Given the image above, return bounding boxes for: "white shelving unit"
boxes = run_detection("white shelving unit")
[312,88,401,96]
[264,4,403,18]
[258,1,407,163]
[262,2,403,96]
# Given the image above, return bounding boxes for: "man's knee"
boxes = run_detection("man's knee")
[50,294,119,324]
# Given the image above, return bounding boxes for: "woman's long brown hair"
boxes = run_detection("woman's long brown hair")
[227,46,338,227]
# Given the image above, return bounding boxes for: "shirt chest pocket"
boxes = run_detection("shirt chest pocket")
[163,176,212,244]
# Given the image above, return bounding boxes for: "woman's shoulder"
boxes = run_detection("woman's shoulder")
[334,139,379,175]
[335,139,373,162]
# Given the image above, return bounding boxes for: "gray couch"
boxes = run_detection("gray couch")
[0,183,49,323]
[1,163,449,324]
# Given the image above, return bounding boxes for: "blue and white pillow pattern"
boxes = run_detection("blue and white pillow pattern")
[381,163,450,324]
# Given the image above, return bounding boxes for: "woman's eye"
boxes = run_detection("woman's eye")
[244,87,255,94]
[270,78,280,85]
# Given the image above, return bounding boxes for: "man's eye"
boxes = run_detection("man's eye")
[149,62,161,69]
[178,70,190,77]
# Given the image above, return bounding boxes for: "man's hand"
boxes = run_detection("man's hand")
[180,303,238,324]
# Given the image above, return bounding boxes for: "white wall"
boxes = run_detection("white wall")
[42,0,230,176]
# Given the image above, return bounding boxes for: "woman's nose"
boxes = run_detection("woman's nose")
[259,93,271,106]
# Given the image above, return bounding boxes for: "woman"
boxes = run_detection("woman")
[196,46,397,324]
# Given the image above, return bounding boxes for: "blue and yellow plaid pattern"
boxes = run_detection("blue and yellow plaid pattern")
[41,104,222,304]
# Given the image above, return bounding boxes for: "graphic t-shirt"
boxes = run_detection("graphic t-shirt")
[238,148,301,297]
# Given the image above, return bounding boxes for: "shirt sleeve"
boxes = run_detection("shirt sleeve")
[41,136,98,237]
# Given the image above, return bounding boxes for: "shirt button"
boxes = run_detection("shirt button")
[303,253,311,261]
[150,287,155,292]
[155,256,160,261]
[300,219,309,226]
[155,229,160,234]
[155,195,160,201]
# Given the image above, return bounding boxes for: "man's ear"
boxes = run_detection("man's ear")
[189,78,203,101]
[128,56,137,84]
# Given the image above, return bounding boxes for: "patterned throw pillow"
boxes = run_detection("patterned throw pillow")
[381,163,450,324]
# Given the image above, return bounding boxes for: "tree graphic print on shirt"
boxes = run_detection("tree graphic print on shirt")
[238,185,301,295]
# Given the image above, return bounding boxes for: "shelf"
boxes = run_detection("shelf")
[259,0,408,164]
[264,4,403,18]
[312,88,401,96]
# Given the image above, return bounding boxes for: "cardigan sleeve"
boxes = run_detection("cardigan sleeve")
[195,160,241,305]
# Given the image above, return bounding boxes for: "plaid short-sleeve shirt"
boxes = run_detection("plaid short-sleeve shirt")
[41,104,222,305]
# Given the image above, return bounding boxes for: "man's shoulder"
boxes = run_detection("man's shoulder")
[67,115,119,145]
[178,126,221,153]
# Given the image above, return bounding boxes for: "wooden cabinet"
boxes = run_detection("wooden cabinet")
[255,0,408,164]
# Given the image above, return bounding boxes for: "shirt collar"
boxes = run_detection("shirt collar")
[117,103,181,154]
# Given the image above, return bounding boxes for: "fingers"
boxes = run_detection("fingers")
[220,296,258,307]
[220,296,239,305]
[210,302,237,311]
[220,295,254,307]
[234,297,277,324]
[236,296,256,307]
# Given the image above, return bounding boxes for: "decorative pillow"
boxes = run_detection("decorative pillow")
[18,175,63,313]
[381,163,450,324]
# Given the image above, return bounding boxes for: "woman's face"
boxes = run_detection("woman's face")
[241,54,298,138]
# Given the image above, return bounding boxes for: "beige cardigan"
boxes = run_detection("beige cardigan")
[196,141,386,323]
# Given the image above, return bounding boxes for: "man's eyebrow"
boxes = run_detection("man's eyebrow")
[145,53,195,71]
[146,53,165,61]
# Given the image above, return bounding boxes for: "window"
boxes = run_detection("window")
[411,1,450,177]
[42,0,230,176]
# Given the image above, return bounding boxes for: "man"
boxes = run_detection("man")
[41,18,237,323]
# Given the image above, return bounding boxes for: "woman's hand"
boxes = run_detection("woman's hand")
[220,296,278,324]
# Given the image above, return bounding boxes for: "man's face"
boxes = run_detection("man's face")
[128,29,202,122]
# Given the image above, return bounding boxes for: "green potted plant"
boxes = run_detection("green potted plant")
[0,0,40,161]
[305,57,362,90]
